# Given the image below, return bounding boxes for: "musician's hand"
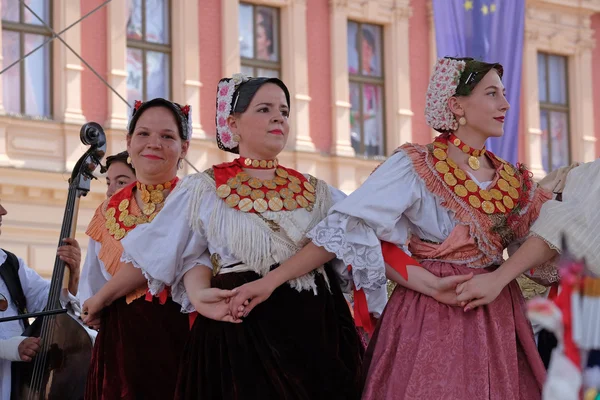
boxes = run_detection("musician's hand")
[82,294,107,330]
[18,337,41,362]
[58,238,81,296]
[58,238,81,274]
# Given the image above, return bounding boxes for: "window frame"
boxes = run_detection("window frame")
[1,1,53,118]
[537,52,571,172]
[347,20,386,159]
[126,0,172,101]
[239,2,281,78]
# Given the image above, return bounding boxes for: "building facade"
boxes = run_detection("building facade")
[1,0,599,276]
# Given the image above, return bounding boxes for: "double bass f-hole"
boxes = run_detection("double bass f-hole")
[8,122,107,400]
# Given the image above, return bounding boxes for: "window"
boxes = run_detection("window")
[126,0,171,104]
[348,21,385,158]
[239,3,280,78]
[537,53,570,172]
[1,0,52,117]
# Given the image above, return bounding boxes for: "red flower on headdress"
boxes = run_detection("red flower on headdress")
[134,100,143,112]
[181,105,190,115]
[219,86,229,96]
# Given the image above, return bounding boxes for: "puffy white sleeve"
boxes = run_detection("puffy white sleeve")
[326,184,389,316]
[78,238,110,305]
[530,158,600,273]
[18,257,50,314]
[0,336,26,361]
[307,151,431,301]
[121,181,210,312]
[324,185,352,291]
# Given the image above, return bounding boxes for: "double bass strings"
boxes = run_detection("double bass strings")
[27,184,78,397]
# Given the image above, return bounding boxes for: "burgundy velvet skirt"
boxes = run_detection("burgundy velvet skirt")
[362,260,546,400]
[175,266,364,400]
[85,295,189,400]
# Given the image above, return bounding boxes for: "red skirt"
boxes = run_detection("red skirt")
[362,260,546,400]
[175,266,364,399]
[85,295,189,400]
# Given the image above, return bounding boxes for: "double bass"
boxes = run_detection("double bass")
[6,122,106,399]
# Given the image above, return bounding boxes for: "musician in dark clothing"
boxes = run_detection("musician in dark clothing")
[0,200,81,398]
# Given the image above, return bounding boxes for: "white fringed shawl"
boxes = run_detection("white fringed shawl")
[180,170,335,293]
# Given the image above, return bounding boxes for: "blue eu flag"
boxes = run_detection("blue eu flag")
[432,0,525,164]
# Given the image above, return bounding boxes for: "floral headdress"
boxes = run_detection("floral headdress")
[216,73,250,151]
[128,98,193,141]
[425,58,467,132]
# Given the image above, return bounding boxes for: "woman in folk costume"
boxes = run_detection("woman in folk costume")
[477,158,600,399]
[229,57,558,399]
[81,75,384,399]
[80,98,192,400]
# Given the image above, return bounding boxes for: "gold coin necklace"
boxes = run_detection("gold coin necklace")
[104,178,178,241]
[432,137,523,215]
[448,133,486,171]
[214,158,317,213]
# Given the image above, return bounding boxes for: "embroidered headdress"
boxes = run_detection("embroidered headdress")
[215,73,291,154]
[425,57,503,133]
[216,73,251,152]
[128,98,193,141]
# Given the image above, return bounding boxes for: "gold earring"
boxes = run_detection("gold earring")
[233,134,241,143]
[126,156,132,164]
[458,117,467,126]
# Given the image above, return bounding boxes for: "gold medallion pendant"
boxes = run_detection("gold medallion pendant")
[448,133,485,171]
[468,156,480,171]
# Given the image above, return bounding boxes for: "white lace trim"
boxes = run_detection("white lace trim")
[306,217,388,292]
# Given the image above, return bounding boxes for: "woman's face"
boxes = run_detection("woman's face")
[454,69,510,139]
[126,106,189,184]
[106,161,136,198]
[256,23,272,60]
[228,83,289,160]
[361,38,374,73]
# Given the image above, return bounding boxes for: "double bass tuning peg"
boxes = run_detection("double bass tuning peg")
[80,122,106,148]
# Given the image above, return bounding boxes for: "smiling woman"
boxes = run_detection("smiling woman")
[80,75,377,399]
[78,98,192,400]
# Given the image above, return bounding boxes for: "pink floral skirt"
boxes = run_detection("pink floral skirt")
[362,260,546,400]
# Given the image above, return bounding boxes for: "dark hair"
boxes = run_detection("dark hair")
[100,151,135,174]
[216,77,291,154]
[257,8,275,55]
[127,98,191,141]
[450,57,504,97]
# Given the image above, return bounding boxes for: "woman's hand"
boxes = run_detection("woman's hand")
[190,288,242,323]
[456,271,504,312]
[229,277,277,319]
[431,272,474,306]
[81,293,108,330]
